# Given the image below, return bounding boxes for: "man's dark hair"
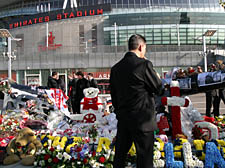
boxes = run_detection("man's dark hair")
[52,71,58,77]
[76,71,84,77]
[87,73,93,77]
[128,34,146,51]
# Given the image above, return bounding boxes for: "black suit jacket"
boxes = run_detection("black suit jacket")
[89,78,98,88]
[110,52,163,132]
[75,78,90,101]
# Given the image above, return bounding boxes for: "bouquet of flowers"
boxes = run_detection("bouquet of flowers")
[0,115,19,138]
[35,135,114,168]
[88,125,98,142]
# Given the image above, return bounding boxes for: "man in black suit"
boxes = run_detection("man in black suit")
[75,71,90,114]
[47,71,59,89]
[68,72,78,113]
[110,34,163,168]
[87,73,98,88]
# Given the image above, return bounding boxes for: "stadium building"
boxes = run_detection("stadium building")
[0,0,225,93]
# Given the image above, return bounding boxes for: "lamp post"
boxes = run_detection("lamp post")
[0,29,21,79]
[202,30,216,72]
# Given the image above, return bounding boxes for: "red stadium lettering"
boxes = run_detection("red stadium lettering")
[14,22,19,28]
[39,17,43,23]
[45,16,50,22]
[19,22,22,27]
[57,14,62,20]
[89,10,95,15]
[33,18,38,24]
[77,11,82,17]
[69,12,75,18]
[97,9,103,15]
[28,19,32,25]
[63,13,69,18]
[9,24,13,29]
[84,10,87,16]
[23,20,27,26]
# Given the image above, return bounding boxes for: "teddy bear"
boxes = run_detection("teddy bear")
[80,87,103,114]
[3,127,42,166]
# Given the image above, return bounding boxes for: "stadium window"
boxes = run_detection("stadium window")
[79,25,85,52]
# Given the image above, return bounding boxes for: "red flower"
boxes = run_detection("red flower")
[71,157,75,161]
[47,166,51,168]
[76,147,82,152]
[7,121,12,126]
[49,147,55,152]
[53,157,59,163]
[77,153,80,160]
[83,158,88,164]
[99,156,105,163]
[44,154,51,160]
[92,151,96,157]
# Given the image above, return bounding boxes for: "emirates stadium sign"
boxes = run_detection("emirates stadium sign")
[8,4,111,29]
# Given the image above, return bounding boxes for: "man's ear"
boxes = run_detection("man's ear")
[138,45,142,52]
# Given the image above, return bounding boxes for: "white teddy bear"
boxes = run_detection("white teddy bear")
[80,87,103,114]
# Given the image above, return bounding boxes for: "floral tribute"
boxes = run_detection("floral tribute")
[0,115,19,139]
[35,135,114,168]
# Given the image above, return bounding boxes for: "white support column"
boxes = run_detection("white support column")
[203,35,207,72]
[46,23,49,47]
[8,37,12,79]
[114,22,117,46]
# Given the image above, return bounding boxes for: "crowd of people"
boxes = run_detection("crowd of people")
[172,60,225,118]
[47,71,98,114]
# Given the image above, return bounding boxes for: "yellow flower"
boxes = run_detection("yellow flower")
[193,140,205,160]
[217,140,225,158]
[128,143,136,156]
[52,136,61,147]
[59,136,67,149]
[73,137,82,142]
[156,138,165,157]
[174,138,188,158]
[96,137,111,153]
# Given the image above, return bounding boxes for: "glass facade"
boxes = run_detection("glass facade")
[104,12,225,47]
[0,0,222,19]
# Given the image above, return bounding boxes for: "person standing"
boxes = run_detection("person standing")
[58,76,66,93]
[110,34,163,168]
[47,71,59,89]
[87,73,98,88]
[68,72,78,113]
[205,63,219,117]
[75,71,90,114]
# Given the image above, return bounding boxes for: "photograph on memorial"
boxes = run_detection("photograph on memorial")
[198,71,222,86]
[177,78,192,89]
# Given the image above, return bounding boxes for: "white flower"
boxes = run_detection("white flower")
[36,149,41,155]
[40,160,45,167]
[154,142,161,150]
[219,115,223,119]
[48,139,52,147]
[56,152,63,160]
[63,152,71,161]
[77,161,81,165]
[33,161,37,166]
[57,145,63,151]
[153,150,161,160]
[41,150,46,154]
[89,159,96,166]
[48,158,52,163]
